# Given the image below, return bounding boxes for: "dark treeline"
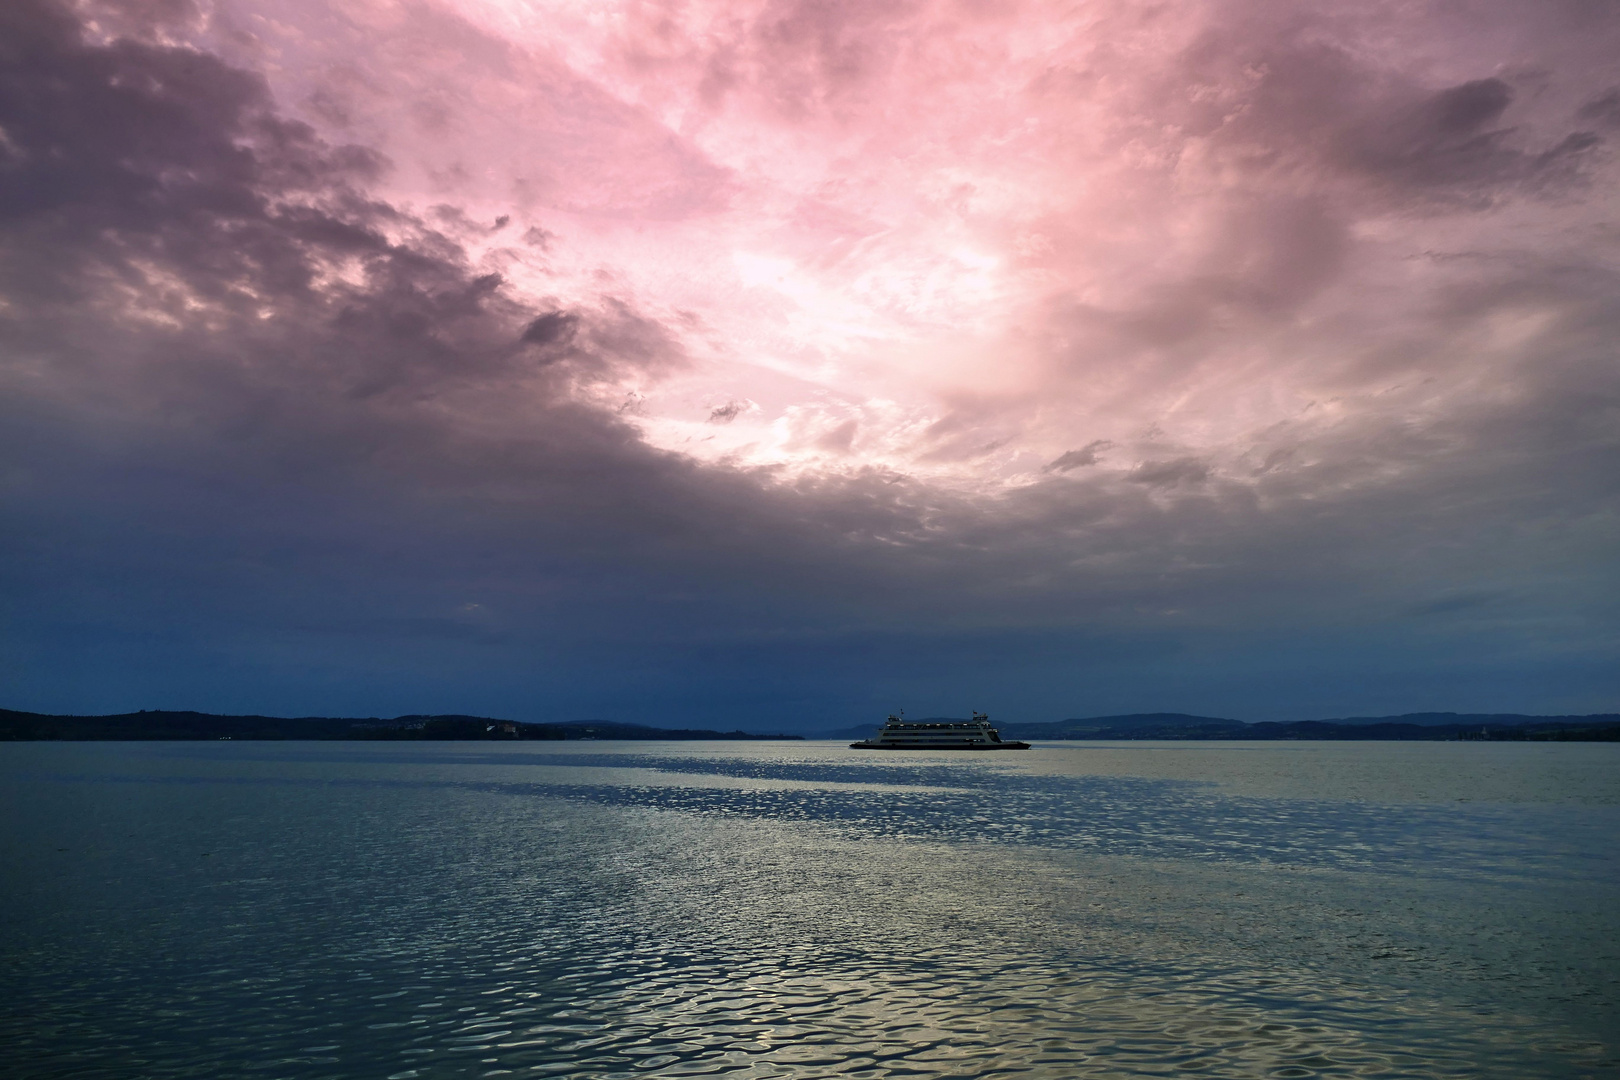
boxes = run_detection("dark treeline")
[993,712,1620,741]
[1237,719,1620,741]
[0,709,802,742]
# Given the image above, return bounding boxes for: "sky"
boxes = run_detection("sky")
[2,0,1617,729]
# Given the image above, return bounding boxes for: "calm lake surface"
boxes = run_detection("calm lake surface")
[3,740,1617,1079]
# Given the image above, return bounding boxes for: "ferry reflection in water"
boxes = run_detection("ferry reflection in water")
[1,739,1616,1078]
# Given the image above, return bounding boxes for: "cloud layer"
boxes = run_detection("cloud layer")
[2,0,1616,724]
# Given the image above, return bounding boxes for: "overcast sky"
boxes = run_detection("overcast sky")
[2,0,1617,727]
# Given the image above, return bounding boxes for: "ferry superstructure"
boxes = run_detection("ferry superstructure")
[849,712,1030,750]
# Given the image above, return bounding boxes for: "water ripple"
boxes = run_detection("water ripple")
[2,744,1616,1079]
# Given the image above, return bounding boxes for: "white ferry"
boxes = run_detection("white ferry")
[849,712,1031,751]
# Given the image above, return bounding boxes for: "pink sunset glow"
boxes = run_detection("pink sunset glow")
[163,0,1613,484]
[3,0,1617,721]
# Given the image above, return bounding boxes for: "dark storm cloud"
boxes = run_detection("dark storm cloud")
[1176,23,1605,211]
[1127,458,1210,488]
[708,401,749,424]
[0,2,379,283]
[1045,441,1111,473]
[522,311,580,347]
[0,0,708,668]
[1576,89,1620,127]
[0,0,688,424]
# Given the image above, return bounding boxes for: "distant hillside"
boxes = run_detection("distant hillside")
[818,712,1620,742]
[1003,714,1246,739]
[1016,712,1620,741]
[0,709,803,742]
[1246,715,1620,741]
[1321,712,1620,728]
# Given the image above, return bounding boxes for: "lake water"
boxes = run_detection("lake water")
[2,740,1617,1078]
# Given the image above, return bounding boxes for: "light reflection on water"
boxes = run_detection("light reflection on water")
[2,741,1617,1079]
